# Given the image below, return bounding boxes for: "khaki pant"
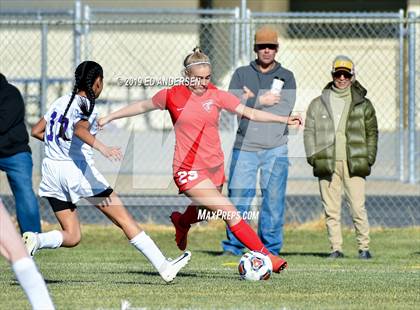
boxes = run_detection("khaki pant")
[319,160,370,252]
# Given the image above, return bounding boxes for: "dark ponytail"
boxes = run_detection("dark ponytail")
[59,61,103,140]
[80,68,98,117]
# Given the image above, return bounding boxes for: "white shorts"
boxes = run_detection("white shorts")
[39,158,110,204]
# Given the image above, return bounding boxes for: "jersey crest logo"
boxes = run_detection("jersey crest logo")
[202,99,214,112]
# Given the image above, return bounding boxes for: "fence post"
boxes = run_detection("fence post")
[398,9,405,182]
[240,0,247,62]
[246,8,251,59]
[407,11,417,184]
[39,22,48,176]
[73,0,82,67]
[40,23,48,119]
[83,4,91,61]
[233,7,240,68]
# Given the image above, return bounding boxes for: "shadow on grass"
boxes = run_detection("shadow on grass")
[10,277,189,286]
[197,250,226,256]
[10,279,98,286]
[281,252,330,257]
[106,270,234,280]
[45,279,98,284]
[197,250,330,258]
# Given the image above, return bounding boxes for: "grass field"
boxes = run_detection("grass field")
[1,222,419,310]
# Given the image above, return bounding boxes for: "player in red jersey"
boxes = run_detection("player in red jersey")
[99,48,301,273]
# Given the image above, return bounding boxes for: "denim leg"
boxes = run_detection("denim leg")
[222,149,258,255]
[0,152,41,233]
[258,145,289,255]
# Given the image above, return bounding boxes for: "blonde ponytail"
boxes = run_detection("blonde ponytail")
[183,47,211,73]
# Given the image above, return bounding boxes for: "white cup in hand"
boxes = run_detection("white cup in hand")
[271,77,284,96]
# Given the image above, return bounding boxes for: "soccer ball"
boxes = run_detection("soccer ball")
[238,251,272,281]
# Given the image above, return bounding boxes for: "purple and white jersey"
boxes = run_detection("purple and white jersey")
[43,94,98,162]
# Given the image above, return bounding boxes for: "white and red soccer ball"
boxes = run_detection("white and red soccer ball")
[238,251,273,281]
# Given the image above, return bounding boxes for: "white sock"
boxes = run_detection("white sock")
[38,230,63,249]
[130,231,166,271]
[12,257,55,310]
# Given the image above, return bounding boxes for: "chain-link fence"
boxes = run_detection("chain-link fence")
[413,14,420,184]
[251,12,405,182]
[0,9,419,227]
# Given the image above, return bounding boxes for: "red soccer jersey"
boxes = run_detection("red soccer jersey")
[152,83,240,171]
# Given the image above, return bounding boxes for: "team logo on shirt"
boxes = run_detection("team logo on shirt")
[202,99,214,112]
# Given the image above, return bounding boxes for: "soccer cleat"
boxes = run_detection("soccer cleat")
[22,232,40,257]
[170,211,190,251]
[158,251,192,283]
[268,254,287,273]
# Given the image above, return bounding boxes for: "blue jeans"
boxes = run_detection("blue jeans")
[0,151,41,233]
[222,145,289,255]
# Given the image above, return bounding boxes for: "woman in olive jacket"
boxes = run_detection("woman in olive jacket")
[304,56,378,259]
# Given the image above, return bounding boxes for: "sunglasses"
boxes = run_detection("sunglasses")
[256,44,278,51]
[333,71,353,79]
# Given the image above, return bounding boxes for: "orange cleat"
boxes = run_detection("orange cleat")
[170,211,190,251]
[268,254,287,273]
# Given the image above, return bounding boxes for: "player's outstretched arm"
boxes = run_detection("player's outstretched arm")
[234,104,302,126]
[31,118,47,141]
[98,99,157,128]
[74,120,122,161]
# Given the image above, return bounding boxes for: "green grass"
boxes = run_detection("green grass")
[1,224,419,309]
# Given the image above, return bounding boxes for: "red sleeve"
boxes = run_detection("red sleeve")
[217,90,241,113]
[151,89,168,110]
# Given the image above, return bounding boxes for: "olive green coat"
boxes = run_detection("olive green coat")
[304,81,378,178]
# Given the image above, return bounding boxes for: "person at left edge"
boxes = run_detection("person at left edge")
[0,73,41,233]
[0,198,54,310]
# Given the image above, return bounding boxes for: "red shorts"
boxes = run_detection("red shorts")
[173,165,225,193]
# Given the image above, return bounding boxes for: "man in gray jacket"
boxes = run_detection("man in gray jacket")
[221,26,296,255]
